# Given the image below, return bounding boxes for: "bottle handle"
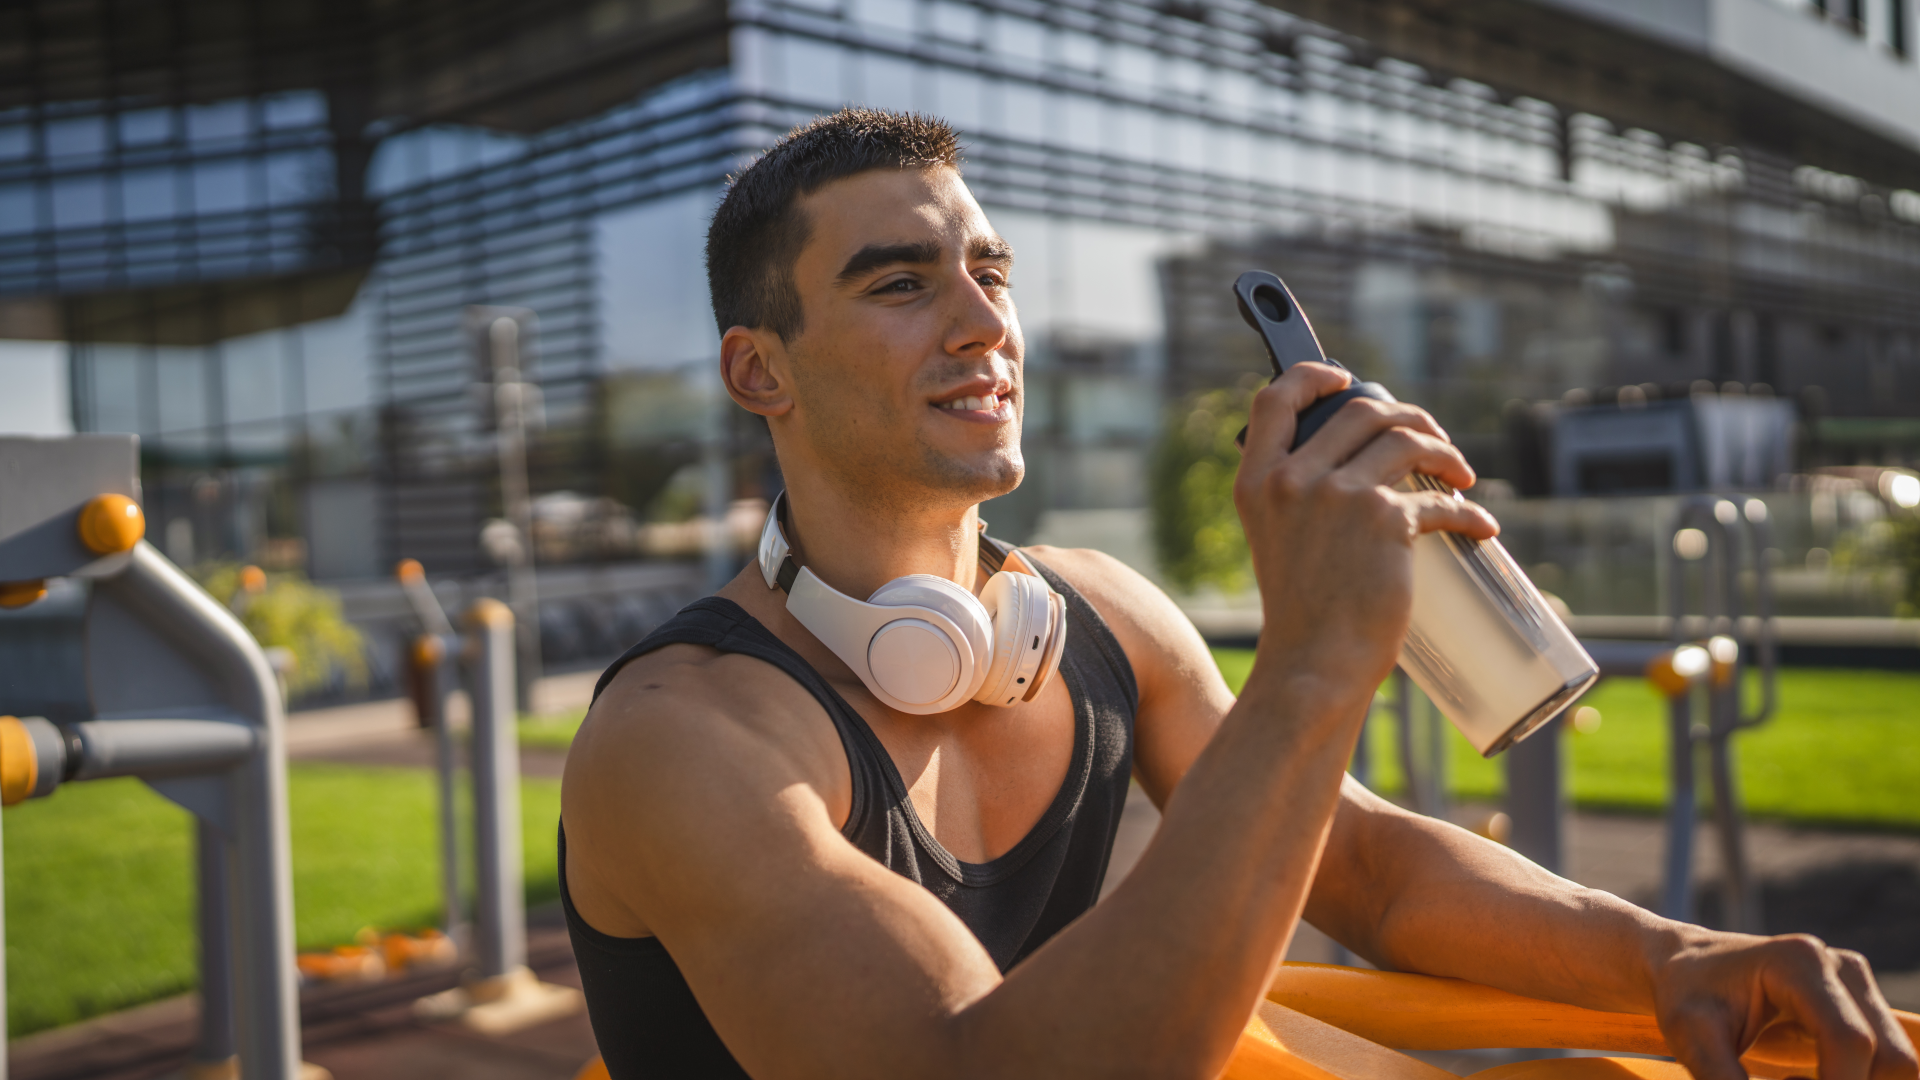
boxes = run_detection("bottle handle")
[1230,270,1392,451]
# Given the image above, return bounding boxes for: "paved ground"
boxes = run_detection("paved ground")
[23,671,1919,1078]
[1106,787,1920,1012]
[12,909,595,1080]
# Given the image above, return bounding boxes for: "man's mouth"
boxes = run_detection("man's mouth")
[938,392,1003,412]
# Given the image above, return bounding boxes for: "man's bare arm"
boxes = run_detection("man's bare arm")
[1311,785,1917,1080]
[1036,451,1916,1080]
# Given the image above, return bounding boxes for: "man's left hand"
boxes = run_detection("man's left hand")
[1654,928,1918,1080]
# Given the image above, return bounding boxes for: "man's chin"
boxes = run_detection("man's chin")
[918,444,1024,504]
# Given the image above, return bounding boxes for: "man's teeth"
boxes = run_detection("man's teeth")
[941,393,1001,411]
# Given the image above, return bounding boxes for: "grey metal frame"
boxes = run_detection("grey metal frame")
[1662,497,1777,931]
[0,434,302,1080]
[84,541,303,1078]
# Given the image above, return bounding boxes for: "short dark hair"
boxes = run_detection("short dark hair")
[705,108,961,342]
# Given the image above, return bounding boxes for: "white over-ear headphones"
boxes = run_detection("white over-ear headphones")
[758,493,1068,715]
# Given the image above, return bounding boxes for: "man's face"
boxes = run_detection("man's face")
[779,166,1024,511]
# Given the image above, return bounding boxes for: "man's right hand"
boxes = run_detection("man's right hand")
[1232,362,1499,694]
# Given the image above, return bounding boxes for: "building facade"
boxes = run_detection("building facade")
[4,0,1919,580]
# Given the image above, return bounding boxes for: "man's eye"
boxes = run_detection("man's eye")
[977,273,1010,290]
[878,278,919,294]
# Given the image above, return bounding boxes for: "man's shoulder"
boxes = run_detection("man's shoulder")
[1019,544,1207,670]
[567,641,846,801]
[1022,546,1178,629]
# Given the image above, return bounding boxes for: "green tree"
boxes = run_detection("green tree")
[1888,515,1920,617]
[1151,387,1255,593]
[196,562,367,695]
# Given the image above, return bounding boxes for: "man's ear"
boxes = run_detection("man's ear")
[719,326,794,417]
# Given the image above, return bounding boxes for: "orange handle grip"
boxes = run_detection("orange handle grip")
[1267,962,1920,1077]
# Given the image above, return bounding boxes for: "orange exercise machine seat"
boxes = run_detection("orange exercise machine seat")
[570,962,1920,1080]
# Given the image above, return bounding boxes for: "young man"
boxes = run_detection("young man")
[560,109,1916,1080]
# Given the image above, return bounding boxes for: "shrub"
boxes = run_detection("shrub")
[1151,386,1255,593]
[196,562,367,695]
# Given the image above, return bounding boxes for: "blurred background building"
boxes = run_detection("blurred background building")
[3,0,1919,677]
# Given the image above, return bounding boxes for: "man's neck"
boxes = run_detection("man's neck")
[780,474,984,600]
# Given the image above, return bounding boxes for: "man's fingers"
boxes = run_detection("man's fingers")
[1666,1003,1756,1080]
[1287,395,1450,476]
[1404,490,1499,540]
[1770,936,1880,1080]
[1832,950,1920,1080]
[1240,362,1351,464]
[1342,426,1476,493]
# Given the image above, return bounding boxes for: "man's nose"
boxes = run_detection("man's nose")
[945,274,1011,357]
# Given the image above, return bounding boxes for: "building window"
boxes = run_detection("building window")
[1659,308,1687,358]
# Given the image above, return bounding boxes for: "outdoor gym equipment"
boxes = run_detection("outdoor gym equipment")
[1660,495,1776,931]
[397,559,464,951]
[396,563,581,1033]
[1498,495,1775,927]
[0,435,305,1080]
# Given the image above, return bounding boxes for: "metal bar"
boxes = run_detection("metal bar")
[1504,715,1564,875]
[194,819,237,1072]
[1708,730,1761,932]
[1,791,9,1080]
[424,637,466,949]
[465,598,526,981]
[1662,690,1696,921]
[66,718,256,780]
[1349,692,1373,789]
[1424,692,1449,824]
[1392,669,1428,814]
[94,543,301,1080]
[484,314,544,710]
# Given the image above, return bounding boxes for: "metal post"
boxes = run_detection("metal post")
[487,316,543,711]
[465,598,525,981]
[1,800,8,1080]
[1425,692,1449,824]
[397,562,465,947]
[413,635,465,949]
[1392,669,1426,814]
[1662,690,1697,921]
[1349,692,1373,789]
[1505,715,1564,875]
[192,820,237,1075]
[411,594,581,1032]
[1707,727,1759,931]
[90,543,301,1079]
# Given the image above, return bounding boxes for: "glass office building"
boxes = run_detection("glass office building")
[6,0,1919,581]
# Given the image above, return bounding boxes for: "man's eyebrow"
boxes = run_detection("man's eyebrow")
[835,239,944,284]
[970,235,1014,262]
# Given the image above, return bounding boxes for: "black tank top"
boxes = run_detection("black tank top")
[559,552,1139,1079]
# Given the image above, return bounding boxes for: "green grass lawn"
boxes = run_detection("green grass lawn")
[4,765,561,1037]
[528,659,1920,828]
[10,659,1915,1038]
[519,709,588,752]
[1213,649,1920,830]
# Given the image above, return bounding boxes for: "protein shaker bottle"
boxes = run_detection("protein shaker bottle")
[1232,271,1598,756]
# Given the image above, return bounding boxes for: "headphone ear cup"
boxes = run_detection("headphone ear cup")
[1023,588,1067,703]
[974,571,1055,706]
[866,575,992,702]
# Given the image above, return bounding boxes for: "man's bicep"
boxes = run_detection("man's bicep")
[565,685,1001,1080]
